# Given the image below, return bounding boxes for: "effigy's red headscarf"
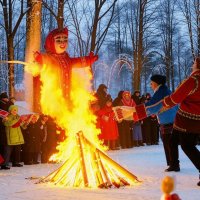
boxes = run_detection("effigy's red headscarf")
[44,28,68,53]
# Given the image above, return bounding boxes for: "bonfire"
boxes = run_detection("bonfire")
[33,63,140,188]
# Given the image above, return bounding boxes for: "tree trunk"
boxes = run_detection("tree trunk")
[57,0,64,29]
[25,0,42,111]
[7,36,15,96]
[90,5,100,52]
[197,0,200,56]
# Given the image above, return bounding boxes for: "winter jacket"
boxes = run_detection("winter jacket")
[135,85,178,125]
[4,114,24,145]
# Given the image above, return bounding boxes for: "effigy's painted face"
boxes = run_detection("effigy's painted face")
[54,34,68,54]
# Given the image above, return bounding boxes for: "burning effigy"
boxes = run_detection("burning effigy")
[2,27,140,188]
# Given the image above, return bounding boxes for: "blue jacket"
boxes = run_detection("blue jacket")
[145,85,178,125]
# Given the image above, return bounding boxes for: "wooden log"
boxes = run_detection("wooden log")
[52,155,78,183]
[76,131,89,187]
[83,135,139,183]
[36,158,70,184]
[96,151,112,188]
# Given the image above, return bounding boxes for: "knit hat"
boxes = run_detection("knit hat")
[98,84,107,90]
[150,74,166,85]
[0,92,8,99]
[8,105,18,112]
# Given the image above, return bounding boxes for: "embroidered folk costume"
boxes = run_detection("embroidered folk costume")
[33,28,98,111]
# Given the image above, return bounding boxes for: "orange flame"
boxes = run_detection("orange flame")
[39,65,104,162]
[26,61,139,188]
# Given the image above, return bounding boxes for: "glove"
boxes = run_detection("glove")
[88,51,98,65]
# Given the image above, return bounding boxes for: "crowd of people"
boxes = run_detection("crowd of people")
[0,92,62,170]
[0,58,200,186]
[93,84,160,151]
[92,58,200,187]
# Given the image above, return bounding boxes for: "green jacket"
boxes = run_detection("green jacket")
[4,114,24,145]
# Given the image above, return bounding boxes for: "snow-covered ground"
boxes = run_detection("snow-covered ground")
[0,144,199,200]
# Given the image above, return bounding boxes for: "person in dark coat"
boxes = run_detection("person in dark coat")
[112,91,124,107]
[95,84,108,108]
[131,90,144,146]
[41,116,57,163]
[22,114,42,165]
[0,92,11,170]
[133,74,178,169]
[141,94,159,145]
[131,90,141,105]
[112,91,124,149]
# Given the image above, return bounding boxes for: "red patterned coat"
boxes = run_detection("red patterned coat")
[163,70,200,133]
[98,106,119,140]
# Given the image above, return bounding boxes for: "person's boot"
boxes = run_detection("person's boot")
[197,174,200,186]
[165,165,180,172]
[12,163,23,167]
[134,141,139,147]
[138,140,144,146]
[1,165,10,170]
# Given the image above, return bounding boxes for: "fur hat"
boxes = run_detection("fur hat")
[0,92,8,99]
[150,74,166,85]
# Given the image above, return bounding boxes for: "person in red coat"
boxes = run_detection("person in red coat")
[33,27,98,111]
[163,57,200,186]
[98,96,119,150]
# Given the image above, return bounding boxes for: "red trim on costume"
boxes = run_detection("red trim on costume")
[134,104,147,120]
[163,95,176,107]
[0,109,9,118]
[12,119,22,128]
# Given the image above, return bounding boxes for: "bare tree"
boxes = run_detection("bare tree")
[126,0,157,90]
[178,0,200,59]
[0,0,30,96]
[25,0,42,111]
[65,0,118,55]
[42,0,66,29]
[156,0,178,90]
[0,31,8,91]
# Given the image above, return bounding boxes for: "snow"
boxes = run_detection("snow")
[0,144,199,200]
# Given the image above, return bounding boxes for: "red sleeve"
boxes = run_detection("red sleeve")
[163,76,196,107]
[70,56,92,68]
[71,52,98,68]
